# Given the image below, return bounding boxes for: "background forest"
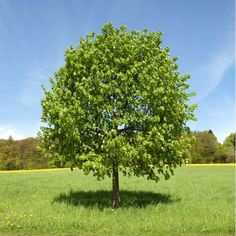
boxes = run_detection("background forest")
[0,130,234,170]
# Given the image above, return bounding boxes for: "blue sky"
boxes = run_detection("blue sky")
[0,0,234,143]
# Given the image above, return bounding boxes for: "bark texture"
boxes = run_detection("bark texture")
[112,162,120,208]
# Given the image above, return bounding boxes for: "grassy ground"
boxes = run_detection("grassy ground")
[0,165,234,235]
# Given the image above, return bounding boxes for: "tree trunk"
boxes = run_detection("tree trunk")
[112,161,120,208]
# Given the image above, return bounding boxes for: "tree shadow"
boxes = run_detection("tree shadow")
[53,190,180,209]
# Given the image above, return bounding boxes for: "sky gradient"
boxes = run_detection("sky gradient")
[0,0,235,143]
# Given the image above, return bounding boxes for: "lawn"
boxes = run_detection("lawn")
[0,165,234,236]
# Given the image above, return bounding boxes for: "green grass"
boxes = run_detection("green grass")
[0,166,234,236]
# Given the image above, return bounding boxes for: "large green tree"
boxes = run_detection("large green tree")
[39,23,196,208]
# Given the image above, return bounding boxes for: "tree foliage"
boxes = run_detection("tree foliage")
[39,23,196,207]
[223,133,235,148]
[191,130,218,163]
[222,133,235,163]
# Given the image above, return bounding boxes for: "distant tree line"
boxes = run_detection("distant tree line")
[190,130,235,163]
[0,137,49,170]
[0,131,234,170]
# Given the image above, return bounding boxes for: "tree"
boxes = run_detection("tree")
[8,135,14,143]
[223,133,235,163]
[39,23,196,208]
[223,133,235,148]
[191,130,219,163]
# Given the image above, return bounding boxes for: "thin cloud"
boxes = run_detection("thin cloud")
[20,55,63,108]
[20,66,49,108]
[20,49,65,109]
[193,41,234,102]
[201,108,235,120]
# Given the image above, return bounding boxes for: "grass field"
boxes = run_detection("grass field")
[0,165,235,235]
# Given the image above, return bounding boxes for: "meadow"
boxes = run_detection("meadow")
[0,165,235,236]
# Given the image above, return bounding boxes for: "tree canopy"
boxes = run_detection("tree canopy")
[39,23,196,207]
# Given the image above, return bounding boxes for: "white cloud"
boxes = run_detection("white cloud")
[0,124,26,140]
[0,122,42,140]
[217,130,234,144]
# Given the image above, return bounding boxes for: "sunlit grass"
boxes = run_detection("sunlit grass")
[0,168,70,173]
[185,163,235,167]
[0,163,234,173]
[0,166,234,235]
